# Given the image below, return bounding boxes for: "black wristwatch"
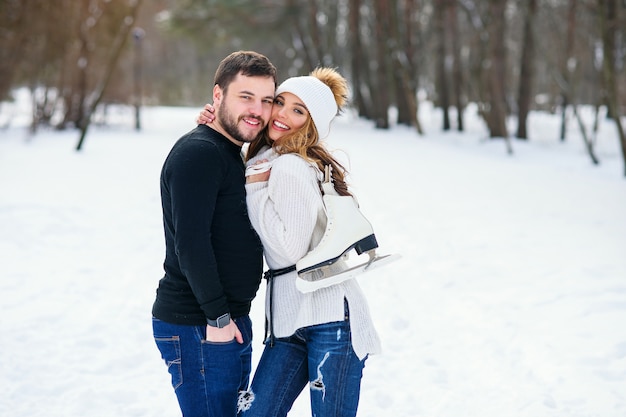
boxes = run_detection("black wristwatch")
[207,313,231,328]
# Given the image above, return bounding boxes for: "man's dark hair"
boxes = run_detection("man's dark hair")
[214,51,277,94]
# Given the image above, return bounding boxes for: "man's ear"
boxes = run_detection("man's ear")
[213,84,222,106]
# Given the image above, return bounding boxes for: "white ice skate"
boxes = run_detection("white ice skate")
[295,166,398,293]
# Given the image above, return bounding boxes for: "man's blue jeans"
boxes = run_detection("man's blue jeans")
[152,316,253,417]
[240,305,366,417]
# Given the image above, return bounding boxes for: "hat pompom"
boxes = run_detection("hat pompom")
[310,67,349,110]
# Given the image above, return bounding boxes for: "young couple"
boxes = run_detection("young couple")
[152,50,381,417]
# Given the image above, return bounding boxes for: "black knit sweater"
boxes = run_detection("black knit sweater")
[152,125,264,325]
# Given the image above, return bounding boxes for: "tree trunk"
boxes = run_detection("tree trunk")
[516,0,538,140]
[133,28,144,131]
[348,0,371,118]
[559,0,577,141]
[449,0,464,132]
[598,0,626,176]
[572,104,600,165]
[76,0,90,130]
[393,67,412,126]
[390,0,411,126]
[435,0,451,130]
[405,0,423,134]
[0,0,33,103]
[460,2,489,128]
[372,0,391,129]
[486,0,509,141]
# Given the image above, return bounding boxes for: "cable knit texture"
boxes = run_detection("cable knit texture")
[246,146,381,360]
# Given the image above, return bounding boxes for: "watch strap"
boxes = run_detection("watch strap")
[207,312,231,328]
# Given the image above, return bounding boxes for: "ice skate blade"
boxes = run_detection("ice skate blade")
[296,234,378,274]
[296,253,401,293]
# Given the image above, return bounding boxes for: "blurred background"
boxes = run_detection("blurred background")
[0,0,624,157]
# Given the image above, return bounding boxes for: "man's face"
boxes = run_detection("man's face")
[213,73,275,144]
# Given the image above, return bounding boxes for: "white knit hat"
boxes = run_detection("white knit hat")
[275,76,338,139]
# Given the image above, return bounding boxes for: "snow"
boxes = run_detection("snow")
[1,93,625,417]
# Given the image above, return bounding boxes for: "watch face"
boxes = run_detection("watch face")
[217,313,230,328]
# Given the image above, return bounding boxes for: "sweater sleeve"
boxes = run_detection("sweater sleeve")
[164,140,229,319]
[246,154,321,267]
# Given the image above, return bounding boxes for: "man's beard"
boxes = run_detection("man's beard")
[218,100,265,143]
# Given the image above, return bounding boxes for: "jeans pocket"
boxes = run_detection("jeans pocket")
[202,338,237,346]
[154,336,183,390]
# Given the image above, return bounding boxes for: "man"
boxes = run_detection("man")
[152,51,277,416]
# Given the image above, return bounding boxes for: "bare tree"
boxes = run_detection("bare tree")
[0,0,33,104]
[449,0,465,132]
[484,0,510,151]
[558,0,577,141]
[459,0,489,116]
[393,0,423,133]
[516,0,538,140]
[598,0,626,176]
[458,0,510,150]
[76,0,144,150]
[435,0,451,130]
[372,0,392,128]
[348,0,372,118]
[390,0,411,126]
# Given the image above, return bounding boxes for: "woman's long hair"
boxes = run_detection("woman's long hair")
[246,68,352,196]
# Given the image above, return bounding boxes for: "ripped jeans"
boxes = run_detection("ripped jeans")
[239,305,366,417]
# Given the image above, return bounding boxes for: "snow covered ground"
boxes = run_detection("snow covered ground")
[1,94,625,417]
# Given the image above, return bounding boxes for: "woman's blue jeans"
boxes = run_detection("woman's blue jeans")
[240,304,366,417]
[152,316,253,417]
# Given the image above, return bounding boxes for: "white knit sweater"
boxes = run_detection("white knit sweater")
[245,146,381,360]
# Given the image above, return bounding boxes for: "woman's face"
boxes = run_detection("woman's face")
[267,92,309,142]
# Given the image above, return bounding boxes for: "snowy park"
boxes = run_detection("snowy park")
[1,96,625,417]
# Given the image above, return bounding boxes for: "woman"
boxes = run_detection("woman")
[199,67,381,417]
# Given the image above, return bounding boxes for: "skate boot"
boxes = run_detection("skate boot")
[296,167,397,293]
